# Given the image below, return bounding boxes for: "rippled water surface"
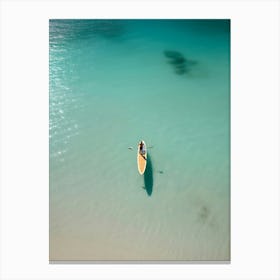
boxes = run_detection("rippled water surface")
[49,19,230,261]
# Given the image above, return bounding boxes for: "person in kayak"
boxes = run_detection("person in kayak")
[139,141,146,156]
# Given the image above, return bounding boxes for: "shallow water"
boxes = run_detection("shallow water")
[49,19,230,261]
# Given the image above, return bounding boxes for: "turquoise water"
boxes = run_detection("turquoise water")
[49,20,230,261]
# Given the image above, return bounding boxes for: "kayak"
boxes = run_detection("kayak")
[137,140,147,175]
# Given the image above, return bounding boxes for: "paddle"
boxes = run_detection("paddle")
[140,154,146,161]
[127,145,154,150]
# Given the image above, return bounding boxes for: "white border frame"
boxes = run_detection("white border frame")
[1,0,279,279]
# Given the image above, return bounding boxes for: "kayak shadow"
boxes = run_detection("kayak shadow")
[144,154,153,196]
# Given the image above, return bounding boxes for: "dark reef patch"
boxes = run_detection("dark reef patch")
[198,206,210,223]
[163,49,197,76]
[164,50,184,60]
